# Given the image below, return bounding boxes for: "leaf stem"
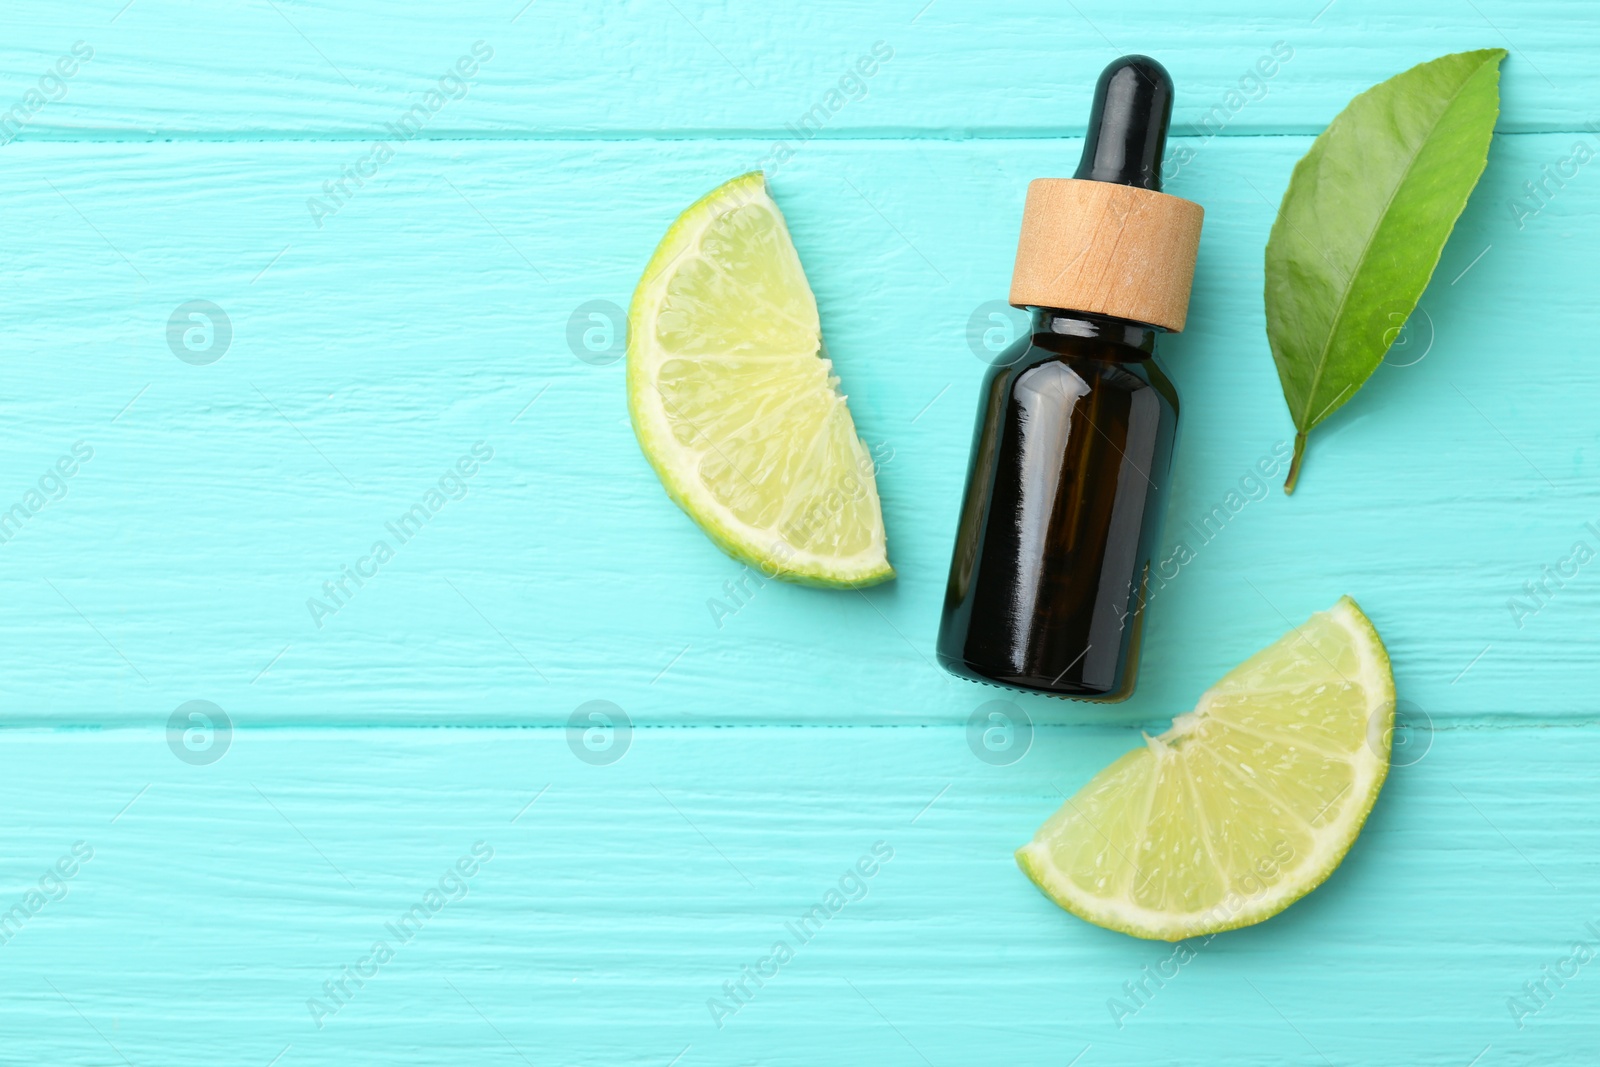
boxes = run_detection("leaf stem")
[1284,433,1307,494]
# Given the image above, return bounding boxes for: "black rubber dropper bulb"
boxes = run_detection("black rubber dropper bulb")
[1072,55,1175,192]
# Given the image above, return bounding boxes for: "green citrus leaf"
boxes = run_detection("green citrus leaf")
[1265,49,1505,493]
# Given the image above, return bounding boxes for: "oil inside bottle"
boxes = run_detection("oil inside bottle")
[937,309,1178,700]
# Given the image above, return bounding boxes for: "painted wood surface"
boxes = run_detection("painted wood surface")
[2,0,1598,1063]
[0,130,1595,725]
[2,1,1597,135]
[2,726,1597,1066]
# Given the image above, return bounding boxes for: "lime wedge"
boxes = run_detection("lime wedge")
[627,172,892,587]
[1017,596,1394,940]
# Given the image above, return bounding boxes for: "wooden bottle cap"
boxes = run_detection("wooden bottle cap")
[1009,177,1204,333]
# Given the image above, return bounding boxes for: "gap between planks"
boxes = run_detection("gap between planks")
[0,127,1587,145]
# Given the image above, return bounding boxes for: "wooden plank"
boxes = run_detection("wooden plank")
[0,131,1594,724]
[0,725,1593,1065]
[0,0,1594,138]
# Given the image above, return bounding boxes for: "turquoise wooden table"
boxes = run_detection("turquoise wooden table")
[2,1,1598,1063]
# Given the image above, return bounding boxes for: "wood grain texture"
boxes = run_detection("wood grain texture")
[0,0,1595,137]
[0,131,1595,724]
[1010,179,1204,332]
[0,726,1594,1066]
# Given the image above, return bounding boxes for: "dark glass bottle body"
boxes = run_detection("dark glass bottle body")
[937,308,1179,701]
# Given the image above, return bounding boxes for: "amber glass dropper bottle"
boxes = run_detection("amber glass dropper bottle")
[936,55,1204,702]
